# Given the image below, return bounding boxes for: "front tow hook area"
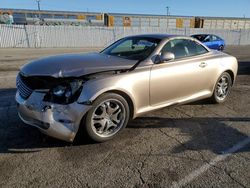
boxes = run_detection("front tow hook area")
[42,105,52,112]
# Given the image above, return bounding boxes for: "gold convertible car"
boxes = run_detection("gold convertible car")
[16,34,238,142]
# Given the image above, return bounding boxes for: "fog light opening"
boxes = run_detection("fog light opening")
[58,119,73,124]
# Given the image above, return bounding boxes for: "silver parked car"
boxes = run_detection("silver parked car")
[16,34,238,142]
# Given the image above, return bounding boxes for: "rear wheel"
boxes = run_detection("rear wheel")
[211,72,232,103]
[218,45,224,51]
[83,93,130,142]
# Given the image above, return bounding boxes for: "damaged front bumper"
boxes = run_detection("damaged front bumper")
[16,91,92,142]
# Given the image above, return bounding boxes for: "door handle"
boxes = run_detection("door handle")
[199,62,207,68]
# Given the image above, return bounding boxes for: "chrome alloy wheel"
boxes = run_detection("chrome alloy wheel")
[215,75,230,101]
[91,99,126,137]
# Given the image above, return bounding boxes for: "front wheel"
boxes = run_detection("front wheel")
[83,93,130,142]
[211,72,232,104]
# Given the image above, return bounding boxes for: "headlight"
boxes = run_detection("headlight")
[52,85,67,97]
[47,80,83,104]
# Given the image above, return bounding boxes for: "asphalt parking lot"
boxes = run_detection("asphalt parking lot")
[0,46,250,188]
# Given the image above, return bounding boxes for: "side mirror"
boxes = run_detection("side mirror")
[159,52,175,63]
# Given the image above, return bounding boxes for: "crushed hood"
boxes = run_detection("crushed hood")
[21,53,137,78]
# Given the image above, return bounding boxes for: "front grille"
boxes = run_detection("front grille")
[16,74,33,99]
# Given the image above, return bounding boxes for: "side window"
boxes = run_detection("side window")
[185,40,208,56]
[212,35,218,41]
[161,39,208,59]
[204,35,211,42]
[161,39,189,59]
[216,36,222,40]
[161,40,174,54]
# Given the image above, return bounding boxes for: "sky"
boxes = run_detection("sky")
[1,0,250,18]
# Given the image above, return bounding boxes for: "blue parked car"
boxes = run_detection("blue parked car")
[191,34,225,51]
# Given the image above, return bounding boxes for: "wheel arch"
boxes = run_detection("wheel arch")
[79,87,136,120]
[225,69,235,85]
[210,70,233,104]
[211,69,235,95]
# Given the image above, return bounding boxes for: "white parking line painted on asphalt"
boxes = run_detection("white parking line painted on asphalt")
[171,136,250,188]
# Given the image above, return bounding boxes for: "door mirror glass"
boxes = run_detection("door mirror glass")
[160,52,175,62]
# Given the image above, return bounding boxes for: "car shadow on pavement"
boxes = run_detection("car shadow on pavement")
[0,88,96,154]
[128,116,250,155]
[0,119,97,154]
[0,112,249,155]
[0,88,17,107]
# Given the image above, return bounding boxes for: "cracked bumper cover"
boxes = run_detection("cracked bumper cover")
[16,91,92,142]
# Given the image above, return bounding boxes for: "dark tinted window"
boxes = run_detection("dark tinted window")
[27,13,38,18]
[203,35,212,42]
[68,15,77,19]
[40,14,53,19]
[192,35,208,42]
[13,13,26,24]
[13,13,26,18]
[161,39,208,59]
[54,14,65,19]
[86,15,96,20]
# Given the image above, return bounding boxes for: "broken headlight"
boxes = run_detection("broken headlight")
[45,80,83,104]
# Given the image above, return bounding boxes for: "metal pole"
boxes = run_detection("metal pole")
[166,6,170,16]
[36,0,41,11]
[35,0,41,47]
[166,6,170,29]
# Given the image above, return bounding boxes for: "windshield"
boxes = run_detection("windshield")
[101,37,161,61]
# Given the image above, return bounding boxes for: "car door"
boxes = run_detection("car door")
[150,38,215,106]
[203,35,214,49]
[211,35,220,49]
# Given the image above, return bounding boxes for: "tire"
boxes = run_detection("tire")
[211,72,232,104]
[218,45,224,51]
[83,93,130,142]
